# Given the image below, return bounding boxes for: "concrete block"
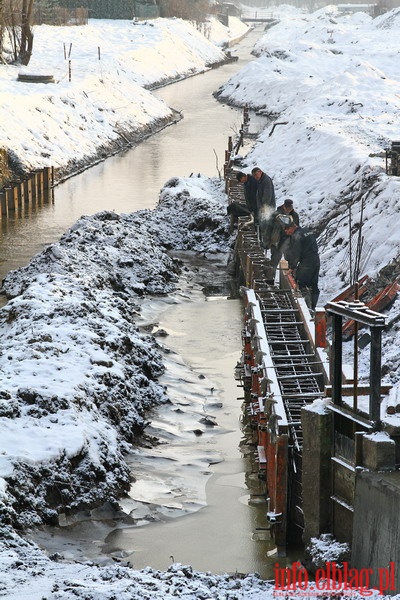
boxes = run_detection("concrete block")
[363,433,396,471]
[352,470,400,593]
[301,404,333,542]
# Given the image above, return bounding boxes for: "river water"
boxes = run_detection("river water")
[3,26,298,577]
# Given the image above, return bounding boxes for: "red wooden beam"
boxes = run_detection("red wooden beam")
[343,280,399,338]
[329,275,370,305]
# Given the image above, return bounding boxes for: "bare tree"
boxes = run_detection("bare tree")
[1,0,35,65]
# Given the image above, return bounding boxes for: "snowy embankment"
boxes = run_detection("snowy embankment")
[1,534,273,600]
[0,176,232,529]
[0,16,249,180]
[216,5,400,386]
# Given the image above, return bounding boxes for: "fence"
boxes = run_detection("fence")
[33,8,88,26]
[0,167,54,220]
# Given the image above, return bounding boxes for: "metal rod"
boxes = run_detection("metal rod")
[353,281,359,411]
[370,327,384,423]
[332,313,343,406]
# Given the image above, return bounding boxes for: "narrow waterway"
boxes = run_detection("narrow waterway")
[30,256,286,577]
[0,26,266,282]
[1,25,296,577]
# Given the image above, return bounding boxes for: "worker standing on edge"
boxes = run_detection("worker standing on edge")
[270,199,300,271]
[236,171,258,221]
[251,166,276,249]
[281,220,320,311]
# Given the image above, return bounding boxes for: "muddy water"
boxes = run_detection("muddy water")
[110,265,277,576]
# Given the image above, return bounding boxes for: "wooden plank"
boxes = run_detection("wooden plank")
[274,434,288,551]
[342,280,399,338]
[329,276,370,304]
[325,384,392,397]
[5,187,15,215]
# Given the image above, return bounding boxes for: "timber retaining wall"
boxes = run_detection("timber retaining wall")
[0,167,54,219]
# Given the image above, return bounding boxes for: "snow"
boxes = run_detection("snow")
[1,16,248,176]
[304,397,331,415]
[364,430,393,442]
[1,4,400,598]
[305,533,350,569]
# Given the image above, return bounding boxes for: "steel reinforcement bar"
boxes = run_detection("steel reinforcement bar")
[227,163,329,549]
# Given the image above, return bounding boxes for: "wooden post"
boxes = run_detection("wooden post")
[43,166,54,203]
[43,167,51,191]
[25,177,33,208]
[369,326,384,423]
[0,191,6,218]
[19,179,25,208]
[37,170,44,205]
[315,309,327,348]
[331,312,343,406]
[32,172,39,206]
[5,187,15,215]
[13,184,20,217]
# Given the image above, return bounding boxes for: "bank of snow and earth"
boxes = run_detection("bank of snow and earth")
[0,175,233,529]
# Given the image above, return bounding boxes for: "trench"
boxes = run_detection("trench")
[30,254,292,577]
[1,25,302,577]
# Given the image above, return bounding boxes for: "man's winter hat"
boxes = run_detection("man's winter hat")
[284,199,294,206]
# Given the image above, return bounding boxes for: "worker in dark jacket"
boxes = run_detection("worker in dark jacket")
[236,171,258,220]
[270,199,300,271]
[278,198,299,226]
[251,166,276,248]
[282,221,320,310]
[251,167,276,210]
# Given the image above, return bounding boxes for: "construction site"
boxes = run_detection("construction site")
[224,110,400,591]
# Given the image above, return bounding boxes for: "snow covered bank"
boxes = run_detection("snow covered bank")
[0,530,274,600]
[217,6,400,297]
[0,16,249,180]
[0,175,233,531]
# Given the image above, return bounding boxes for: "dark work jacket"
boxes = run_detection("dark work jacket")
[284,226,319,271]
[256,172,276,211]
[243,175,258,214]
[270,206,300,248]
